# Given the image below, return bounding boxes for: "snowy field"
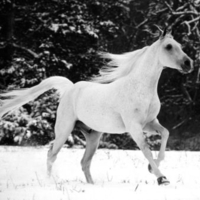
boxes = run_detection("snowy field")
[0,146,200,200]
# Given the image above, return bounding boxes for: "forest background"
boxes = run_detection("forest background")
[0,0,200,150]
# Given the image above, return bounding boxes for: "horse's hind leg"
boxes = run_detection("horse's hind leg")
[47,92,76,176]
[78,123,102,184]
[47,120,75,176]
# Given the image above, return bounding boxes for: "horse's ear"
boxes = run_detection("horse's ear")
[160,27,167,39]
[168,27,174,36]
[160,27,173,39]
[163,27,167,36]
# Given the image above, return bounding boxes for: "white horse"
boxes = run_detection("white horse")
[0,28,193,185]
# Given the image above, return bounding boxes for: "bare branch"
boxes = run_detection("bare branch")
[12,43,43,59]
[184,21,192,35]
[136,18,148,29]
[156,8,168,14]
[164,1,173,12]
[187,16,200,24]
[172,10,199,16]
[170,15,185,28]
[172,118,188,129]
[182,84,193,103]
[177,3,189,11]
[196,27,200,38]
[182,16,200,35]
[165,1,199,16]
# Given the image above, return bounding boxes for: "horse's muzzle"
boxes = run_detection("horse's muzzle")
[180,58,193,74]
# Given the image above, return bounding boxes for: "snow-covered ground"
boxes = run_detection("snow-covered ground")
[0,146,200,200]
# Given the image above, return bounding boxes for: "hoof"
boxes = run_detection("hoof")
[157,176,170,186]
[148,164,153,174]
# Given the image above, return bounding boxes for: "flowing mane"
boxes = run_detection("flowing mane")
[91,46,149,83]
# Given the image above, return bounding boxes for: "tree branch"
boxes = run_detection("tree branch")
[177,2,189,11]
[136,18,148,29]
[172,10,199,16]
[182,16,200,35]
[187,16,200,24]
[164,1,199,16]
[182,84,193,103]
[12,43,43,59]
[164,1,173,12]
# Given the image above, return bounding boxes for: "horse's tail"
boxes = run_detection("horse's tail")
[0,76,74,118]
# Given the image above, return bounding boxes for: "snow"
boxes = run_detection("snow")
[0,146,200,200]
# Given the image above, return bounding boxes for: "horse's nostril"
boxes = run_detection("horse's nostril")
[181,58,193,73]
[184,59,190,67]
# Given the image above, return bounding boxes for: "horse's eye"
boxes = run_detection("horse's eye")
[166,44,172,51]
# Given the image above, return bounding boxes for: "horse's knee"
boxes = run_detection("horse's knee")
[164,129,169,139]
[160,128,169,139]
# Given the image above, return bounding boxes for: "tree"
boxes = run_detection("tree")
[0,0,132,146]
[0,0,200,149]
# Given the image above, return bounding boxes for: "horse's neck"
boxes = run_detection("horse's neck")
[125,44,163,94]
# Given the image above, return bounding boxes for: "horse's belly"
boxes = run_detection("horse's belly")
[77,107,125,133]
[75,96,125,133]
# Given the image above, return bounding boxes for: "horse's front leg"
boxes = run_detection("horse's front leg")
[144,119,169,172]
[123,115,169,185]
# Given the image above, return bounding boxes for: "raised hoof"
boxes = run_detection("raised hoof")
[157,176,170,186]
[148,164,153,174]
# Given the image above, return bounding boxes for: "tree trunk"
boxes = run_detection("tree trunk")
[0,1,15,67]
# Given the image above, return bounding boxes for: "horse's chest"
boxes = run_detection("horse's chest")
[127,93,160,123]
[146,95,160,122]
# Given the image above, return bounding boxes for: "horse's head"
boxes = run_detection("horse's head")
[157,28,193,74]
